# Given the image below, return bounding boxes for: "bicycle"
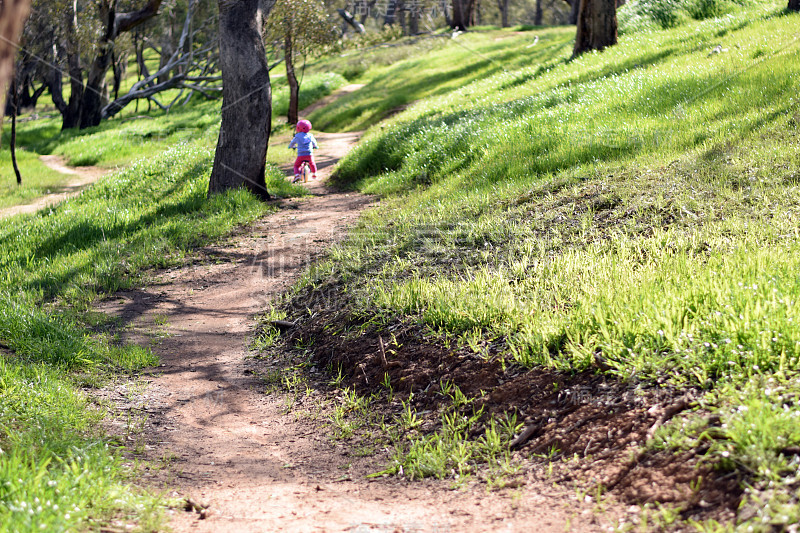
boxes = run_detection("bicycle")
[292,161,312,183]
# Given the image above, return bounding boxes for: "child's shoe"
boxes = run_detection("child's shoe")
[311,174,318,180]
[292,174,302,183]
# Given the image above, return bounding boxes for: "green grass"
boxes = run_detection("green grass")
[289,1,800,527]
[7,99,222,168]
[0,58,329,529]
[0,141,306,530]
[0,140,301,531]
[0,149,72,209]
[308,29,568,132]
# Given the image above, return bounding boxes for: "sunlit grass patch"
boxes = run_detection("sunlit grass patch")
[0,150,73,209]
[0,356,164,532]
[291,2,800,527]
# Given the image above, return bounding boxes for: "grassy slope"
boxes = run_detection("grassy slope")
[0,68,329,529]
[294,1,800,527]
[307,29,571,132]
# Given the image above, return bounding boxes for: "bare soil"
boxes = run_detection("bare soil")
[0,155,108,219]
[289,310,743,526]
[96,132,623,532]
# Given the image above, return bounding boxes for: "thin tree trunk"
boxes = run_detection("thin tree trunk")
[79,0,163,129]
[285,31,299,125]
[0,0,31,114]
[359,0,376,23]
[10,75,21,185]
[63,0,83,129]
[451,0,468,29]
[158,15,175,84]
[134,34,154,115]
[79,0,114,129]
[790,0,799,11]
[136,37,152,83]
[384,0,397,25]
[112,50,127,101]
[569,0,579,24]
[397,0,407,35]
[208,0,274,200]
[573,0,617,56]
[497,0,509,27]
[46,56,67,115]
[409,3,419,34]
[178,11,193,75]
[25,82,46,109]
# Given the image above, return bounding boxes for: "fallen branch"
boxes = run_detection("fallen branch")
[102,0,222,119]
[509,421,543,449]
[269,319,297,330]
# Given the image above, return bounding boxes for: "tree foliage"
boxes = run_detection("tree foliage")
[265,0,337,123]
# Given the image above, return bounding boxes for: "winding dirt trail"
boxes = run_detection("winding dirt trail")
[0,156,108,219]
[97,132,615,532]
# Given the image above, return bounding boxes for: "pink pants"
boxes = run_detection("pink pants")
[293,155,317,176]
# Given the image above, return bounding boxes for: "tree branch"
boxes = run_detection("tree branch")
[114,0,164,38]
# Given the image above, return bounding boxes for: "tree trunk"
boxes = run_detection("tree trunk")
[359,0,376,23]
[178,12,193,76]
[24,82,46,109]
[409,2,420,34]
[79,0,114,129]
[0,0,31,114]
[158,16,175,84]
[112,50,127,101]
[10,75,21,185]
[573,0,617,56]
[384,0,397,25]
[569,0,579,24]
[442,0,453,27]
[80,50,113,128]
[46,59,67,115]
[451,0,469,29]
[451,0,476,30]
[497,0,509,27]
[535,0,543,25]
[15,71,31,110]
[135,35,154,92]
[285,31,299,125]
[397,0,407,35]
[62,0,83,129]
[339,8,366,32]
[790,0,800,11]
[208,0,274,200]
[78,0,163,129]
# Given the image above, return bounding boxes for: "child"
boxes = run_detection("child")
[288,119,319,183]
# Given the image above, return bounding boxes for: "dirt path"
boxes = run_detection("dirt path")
[0,156,108,219]
[97,132,615,532]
